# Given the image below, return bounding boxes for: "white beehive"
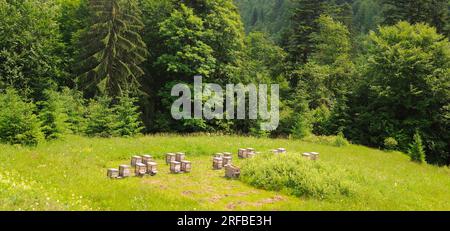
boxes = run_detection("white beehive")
[170,161,181,173]
[142,155,153,165]
[135,163,147,176]
[107,168,119,178]
[175,152,185,162]
[181,160,191,173]
[119,165,130,178]
[146,162,158,176]
[131,155,143,167]
[213,157,223,170]
[166,153,176,164]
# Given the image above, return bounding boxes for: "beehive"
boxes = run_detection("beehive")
[107,168,119,178]
[131,155,142,167]
[135,163,147,176]
[302,152,311,159]
[119,165,131,177]
[213,157,223,170]
[170,161,181,173]
[181,160,192,173]
[223,152,232,158]
[223,156,232,166]
[277,148,287,153]
[272,149,280,154]
[310,152,319,160]
[238,148,246,158]
[175,152,185,162]
[142,155,153,165]
[225,165,240,179]
[214,153,223,158]
[146,162,158,176]
[166,153,176,164]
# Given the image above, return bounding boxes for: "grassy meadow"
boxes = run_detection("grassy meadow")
[0,134,449,211]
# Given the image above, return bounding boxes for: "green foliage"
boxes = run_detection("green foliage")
[38,90,70,140]
[76,0,148,97]
[290,106,312,140]
[334,132,350,147]
[157,4,216,78]
[0,0,66,100]
[349,22,450,165]
[240,153,356,199]
[384,137,398,151]
[84,96,115,137]
[111,94,144,137]
[0,89,43,146]
[381,0,449,35]
[58,88,87,134]
[408,131,426,163]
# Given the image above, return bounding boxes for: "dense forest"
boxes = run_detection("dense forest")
[0,0,449,166]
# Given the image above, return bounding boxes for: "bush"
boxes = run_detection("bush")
[38,90,70,139]
[240,153,358,199]
[0,89,43,145]
[408,131,426,164]
[334,132,349,147]
[384,137,398,151]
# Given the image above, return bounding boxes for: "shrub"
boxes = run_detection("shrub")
[334,132,350,147]
[38,90,70,139]
[0,89,43,145]
[111,94,144,137]
[384,137,398,151]
[408,131,426,163]
[240,153,358,199]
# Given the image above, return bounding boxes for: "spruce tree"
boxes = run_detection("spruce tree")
[286,0,328,64]
[76,0,148,97]
[408,131,426,163]
[381,0,449,35]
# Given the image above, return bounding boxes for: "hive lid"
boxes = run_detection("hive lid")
[136,163,146,167]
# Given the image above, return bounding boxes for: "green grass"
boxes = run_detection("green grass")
[0,134,449,211]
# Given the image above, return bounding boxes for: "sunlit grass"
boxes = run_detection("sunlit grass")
[0,134,449,211]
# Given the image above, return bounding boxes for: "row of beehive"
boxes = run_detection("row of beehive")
[165,152,191,174]
[212,151,240,178]
[107,154,158,179]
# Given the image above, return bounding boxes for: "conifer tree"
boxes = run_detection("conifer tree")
[408,131,426,163]
[76,0,148,97]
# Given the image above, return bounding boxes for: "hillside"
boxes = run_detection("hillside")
[1,135,449,211]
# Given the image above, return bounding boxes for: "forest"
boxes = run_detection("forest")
[0,0,449,166]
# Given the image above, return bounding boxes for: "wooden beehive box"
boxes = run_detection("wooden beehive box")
[223,152,232,158]
[181,160,191,173]
[131,155,142,167]
[223,156,232,166]
[213,157,223,170]
[310,152,319,160]
[166,153,176,164]
[277,148,287,153]
[107,168,119,178]
[302,152,311,159]
[119,165,131,178]
[142,155,153,165]
[135,163,147,176]
[146,162,158,176]
[225,165,240,179]
[175,152,185,162]
[170,161,181,173]
[238,148,246,158]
